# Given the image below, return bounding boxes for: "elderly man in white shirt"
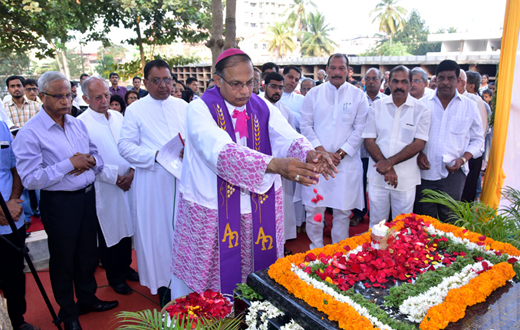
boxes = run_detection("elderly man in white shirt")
[363,66,431,227]
[300,54,368,249]
[415,60,484,222]
[410,67,433,101]
[280,66,305,130]
[78,76,138,296]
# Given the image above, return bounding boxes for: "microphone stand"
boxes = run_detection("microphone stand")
[0,193,63,330]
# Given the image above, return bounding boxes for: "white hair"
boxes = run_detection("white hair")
[38,71,69,93]
[301,77,315,86]
[410,67,428,83]
[459,69,467,82]
[81,76,109,99]
[365,68,383,81]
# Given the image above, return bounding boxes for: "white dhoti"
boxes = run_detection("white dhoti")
[368,183,416,228]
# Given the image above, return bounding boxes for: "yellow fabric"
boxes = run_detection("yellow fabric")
[481,0,520,208]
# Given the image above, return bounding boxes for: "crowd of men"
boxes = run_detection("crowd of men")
[0,49,493,330]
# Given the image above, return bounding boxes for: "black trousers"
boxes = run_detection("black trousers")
[97,222,132,286]
[0,225,27,329]
[461,156,483,203]
[414,169,466,223]
[40,187,98,323]
[352,157,369,218]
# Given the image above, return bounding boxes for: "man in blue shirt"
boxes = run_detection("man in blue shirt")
[0,120,39,330]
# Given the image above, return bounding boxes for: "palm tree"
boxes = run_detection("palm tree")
[285,0,317,34]
[267,22,296,58]
[300,12,337,57]
[370,0,407,50]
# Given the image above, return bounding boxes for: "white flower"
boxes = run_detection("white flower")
[399,261,493,323]
[291,265,396,330]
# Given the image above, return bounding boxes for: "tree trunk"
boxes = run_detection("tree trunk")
[61,47,71,79]
[206,0,225,73]
[50,40,64,74]
[223,0,237,50]
[135,14,146,75]
[389,34,393,51]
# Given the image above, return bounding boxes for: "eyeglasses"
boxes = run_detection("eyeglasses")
[365,77,381,82]
[219,76,254,91]
[26,88,39,92]
[147,77,173,86]
[267,84,283,91]
[92,93,111,102]
[43,92,73,100]
[412,79,425,84]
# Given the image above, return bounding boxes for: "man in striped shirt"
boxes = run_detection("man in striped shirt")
[4,76,39,128]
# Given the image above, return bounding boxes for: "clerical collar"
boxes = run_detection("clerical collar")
[224,99,246,113]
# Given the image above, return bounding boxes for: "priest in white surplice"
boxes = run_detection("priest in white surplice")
[300,54,369,249]
[261,71,299,245]
[118,60,188,303]
[78,76,137,295]
[170,49,337,298]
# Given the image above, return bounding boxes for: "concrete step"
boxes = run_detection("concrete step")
[24,230,49,272]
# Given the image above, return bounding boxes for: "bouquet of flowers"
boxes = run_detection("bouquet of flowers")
[164,290,233,328]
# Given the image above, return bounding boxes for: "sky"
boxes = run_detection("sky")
[74,0,508,54]
[318,0,507,41]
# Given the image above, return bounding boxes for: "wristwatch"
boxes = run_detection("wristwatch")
[459,157,467,165]
[336,149,347,160]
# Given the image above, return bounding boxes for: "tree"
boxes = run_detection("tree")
[391,10,441,55]
[285,0,317,34]
[206,0,238,71]
[101,0,212,73]
[362,41,412,56]
[300,12,337,57]
[0,1,104,78]
[0,52,32,83]
[267,23,297,58]
[370,0,408,50]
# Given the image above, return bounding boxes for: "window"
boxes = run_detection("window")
[251,2,256,7]
[260,23,264,28]
[259,2,263,8]
[254,43,258,49]
[259,12,262,18]
[251,23,257,27]
[251,12,254,17]
[245,22,249,27]
[263,43,267,50]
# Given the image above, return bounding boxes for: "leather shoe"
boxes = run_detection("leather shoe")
[125,269,140,282]
[63,320,82,330]
[350,215,363,227]
[110,282,133,295]
[78,298,118,315]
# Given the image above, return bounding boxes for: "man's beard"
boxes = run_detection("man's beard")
[266,92,280,104]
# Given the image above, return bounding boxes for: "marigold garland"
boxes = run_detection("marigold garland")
[419,262,515,330]
[396,214,520,256]
[268,214,519,329]
[268,232,375,329]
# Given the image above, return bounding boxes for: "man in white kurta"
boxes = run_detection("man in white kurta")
[280,66,305,130]
[300,54,368,249]
[118,60,188,299]
[78,77,137,295]
[363,66,431,228]
[170,49,336,297]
